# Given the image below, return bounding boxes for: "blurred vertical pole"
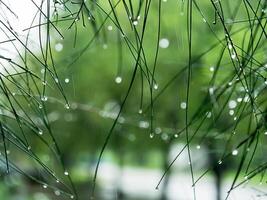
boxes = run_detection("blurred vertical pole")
[206,140,224,200]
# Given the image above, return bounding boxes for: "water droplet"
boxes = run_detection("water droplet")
[55,43,63,52]
[70,195,74,199]
[209,87,214,95]
[228,100,237,109]
[161,133,168,141]
[55,190,61,196]
[39,104,43,109]
[107,25,113,31]
[206,111,212,118]
[153,84,158,90]
[196,145,201,149]
[41,96,48,102]
[55,78,59,83]
[43,184,47,189]
[229,110,234,116]
[237,97,242,102]
[218,160,222,165]
[149,132,154,138]
[180,102,187,109]
[56,179,59,183]
[174,134,178,138]
[65,104,70,109]
[155,127,162,134]
[38,130,43,135]
[232,149,238,156]
[138,109,143,114]
[27,146,31,150]
[64,171,69,176]
[132,20,138,26]
[115,76,122,84]
[42,81,47,85]
[264,131,267,135]
[65,78,70,83]
[159,38,169,48]
[209,66,214,72]
[228,44,232,50]
[138,121,149,129]
[202,18,207,23]
[231,53,236,59]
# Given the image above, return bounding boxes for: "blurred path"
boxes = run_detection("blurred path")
[97,163,266,200]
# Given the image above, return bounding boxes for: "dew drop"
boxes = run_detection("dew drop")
[209,66,214,72]
[149,132,154,138]
[264,131,267,135]
[64,171,69,176]
[174,134,178,138]
[196,145,201,149]
[218,160,222,165]
[229,110,234,116]
[43,184,47,189]
[228,100,237,109]
[231,53,236,59]
[159,38,169,49]
[153,84,158,90]
[65,104,70,109]
[132,20,138,26]
[138,109,143,114]
[139,121,149,129]
[38,130,43,135]
[107,25,113,31]
[115,76,122,84]
[55,43,63,52]
[237,97,242,102]
[41,96,48,102]
[206,111,212,118]
[55,190,61,196]
[65,78,70,83]
[180,102,187,109]
[155,127,162,134]
[232,149,238,156]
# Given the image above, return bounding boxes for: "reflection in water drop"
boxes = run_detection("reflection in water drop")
[159,38,169,48]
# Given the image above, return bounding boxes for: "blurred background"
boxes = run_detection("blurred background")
[0,0,267,199]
